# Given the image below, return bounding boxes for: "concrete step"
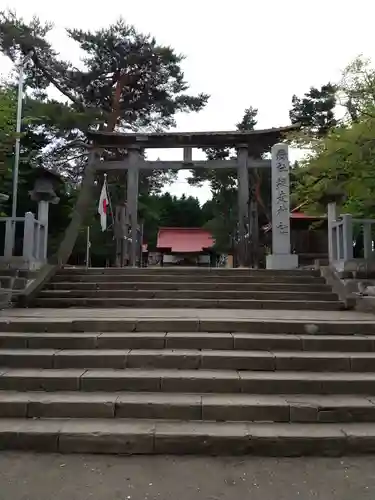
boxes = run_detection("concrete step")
[1,348,375,371]
[2,318,375,335]
[33,297,345,310]
[38,289,339,301]
[58,268,320,277]
[52,274,326,284]
[0,289,12,309]
[1,391,375,423]
[0,418,374,455]
[2,368,375,394]
[45,281,333,292]
[0,269,34,278]
[0,276,27,290]
[1,332,374,351]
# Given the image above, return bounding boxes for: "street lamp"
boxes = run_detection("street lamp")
[11,49,34,221]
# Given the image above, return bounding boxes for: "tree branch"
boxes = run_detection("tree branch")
[31,53,86,112]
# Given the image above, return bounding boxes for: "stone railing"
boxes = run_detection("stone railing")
[328,202,375,273]
[0,212,48,270]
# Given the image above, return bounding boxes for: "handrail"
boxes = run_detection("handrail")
[328,203,375,265]
[352,218,375,224]
[0,217,27,222]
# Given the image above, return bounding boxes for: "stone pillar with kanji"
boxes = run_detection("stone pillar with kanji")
[266,143,298,270]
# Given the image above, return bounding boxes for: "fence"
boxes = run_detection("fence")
[328,202,375,270]
[0,212,48,268]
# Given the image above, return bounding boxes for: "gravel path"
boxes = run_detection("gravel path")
[1,453,375,499]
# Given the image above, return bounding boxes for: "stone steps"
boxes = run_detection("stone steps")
[0,270,30,310]
[1,349,375,371]
[51,274,326,284]
[0,314,375,454]
[2,367,375,394]
[1,391,375,423]
[0,276,27,291]
[33,297,344,310]
[2,318,374,334]
[45,281,332,292]
[34,267,344,311]
[0,289,11,309]
[58,268,321,276]
[1,332,374,351]
[0,418,375,455]
[38,289,339,301]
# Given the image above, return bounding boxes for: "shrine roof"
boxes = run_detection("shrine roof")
[290,212,327,220]
[156,227,214,253]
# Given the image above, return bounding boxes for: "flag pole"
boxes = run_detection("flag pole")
[85,226,90,269]
[104,173,115,231]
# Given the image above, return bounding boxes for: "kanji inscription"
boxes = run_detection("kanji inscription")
[271,144,291,254]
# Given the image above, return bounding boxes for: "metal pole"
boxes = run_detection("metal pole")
[85,226,91,269]
[12,51,33,221]
[104,174,115,230]
[11,63,24,221]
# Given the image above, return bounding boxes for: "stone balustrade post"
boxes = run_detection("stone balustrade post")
[341,214,353,262]
[327,202,337,263]
[363,222,373,260]
[37,200,49,262]
[4,219,14,259]
[22,212,35,262]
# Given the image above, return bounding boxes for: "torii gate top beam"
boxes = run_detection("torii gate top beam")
[87,125,297,153]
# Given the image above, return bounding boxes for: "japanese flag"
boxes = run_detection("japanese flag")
[98,179,109,232]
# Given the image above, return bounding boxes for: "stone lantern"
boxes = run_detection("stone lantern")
[26,168,61,265]
[29,167,60,224]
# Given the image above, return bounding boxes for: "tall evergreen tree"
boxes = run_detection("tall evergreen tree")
[289,84,337,137]
[0,11,209,186]
[0,11,210,260]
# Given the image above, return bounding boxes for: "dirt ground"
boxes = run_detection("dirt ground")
[0,453,374,499]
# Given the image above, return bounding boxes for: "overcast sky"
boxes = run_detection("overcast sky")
[1,0,374,203]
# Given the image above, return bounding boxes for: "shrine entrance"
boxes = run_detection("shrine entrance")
[57,127,298,270]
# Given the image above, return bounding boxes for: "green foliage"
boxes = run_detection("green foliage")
[339,55,375,121]
[291,56,375,221]
[140,193,208,249]
[236,106,258,131]
[0,10,209,190]
[0,85,16,175]
[0,11,209,132]
[0,11,209,262]
[289,84,337,137]
[293,114,375,217]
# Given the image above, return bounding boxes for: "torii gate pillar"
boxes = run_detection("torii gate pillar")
[127,148,140,267]
[237,147,249,267]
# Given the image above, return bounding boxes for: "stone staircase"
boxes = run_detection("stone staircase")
[34,267,344,310]
[0,269,29,310]
[1,313,375,455]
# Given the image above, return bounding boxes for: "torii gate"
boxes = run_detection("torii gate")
[57,126,298,269]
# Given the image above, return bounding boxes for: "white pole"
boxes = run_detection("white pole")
[86,226,91,268]
[12,51,33,222]
[11,64,24,221]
